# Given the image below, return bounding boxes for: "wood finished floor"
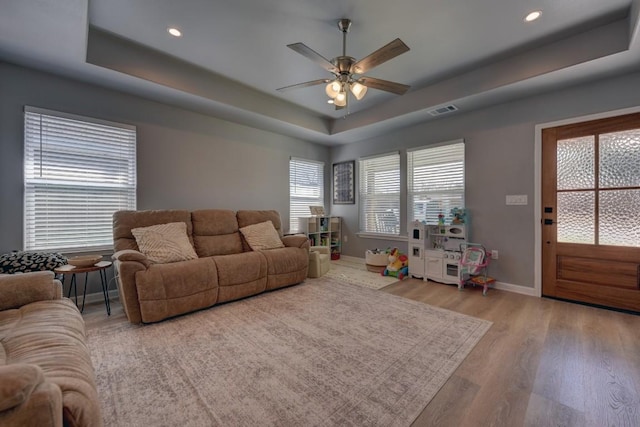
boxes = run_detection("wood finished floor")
[83,278,640,427]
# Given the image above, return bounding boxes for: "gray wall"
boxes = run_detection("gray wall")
[0,62,329,293]
[331,70,640,289]
[3,59,640,293]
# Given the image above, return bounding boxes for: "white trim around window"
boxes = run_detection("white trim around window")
[407,140,465,226]
[23,106,137,252]
[289,157,325,233]
[358,151,401,235]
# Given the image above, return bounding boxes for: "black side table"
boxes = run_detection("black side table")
[54,261,112,315]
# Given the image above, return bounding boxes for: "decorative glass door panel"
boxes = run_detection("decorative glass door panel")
[542,113,640,312]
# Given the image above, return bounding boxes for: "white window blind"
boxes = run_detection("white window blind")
[289,158,324,232]
[24,107,137,252]
[359,152,400,235]
[408,141,464,225]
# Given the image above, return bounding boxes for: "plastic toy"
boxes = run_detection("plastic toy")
[382,248,409,279]
[450,207,466,224]
[437,213,445,233]
[458,243,493,296]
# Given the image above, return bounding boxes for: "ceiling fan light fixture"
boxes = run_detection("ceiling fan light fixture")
[276,18,411,110]
[350,82,368,100]
[325,81,341,98]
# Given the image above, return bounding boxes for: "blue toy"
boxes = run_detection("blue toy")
[450,207,467,224]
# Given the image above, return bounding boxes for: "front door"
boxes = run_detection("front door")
[541,112,640,312]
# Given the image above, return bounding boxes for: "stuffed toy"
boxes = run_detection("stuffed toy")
[382,248,409,279]
[450,207,467,224]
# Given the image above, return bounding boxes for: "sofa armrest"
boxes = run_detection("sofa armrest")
[0,364,62,427]
[112,251,150,324]
[112,249,151,268]
[281,234,310,250]
[0,271,62,311]
[309,246,330,255]
[0,363,45,411]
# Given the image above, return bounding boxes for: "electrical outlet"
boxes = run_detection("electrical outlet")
[343,235,348,243]
[491,250,499,259]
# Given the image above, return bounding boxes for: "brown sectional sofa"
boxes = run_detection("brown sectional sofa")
[0,271,102,427]
[112,209,309,324]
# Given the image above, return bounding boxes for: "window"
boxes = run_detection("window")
[289,158,324,232]
[24,107,136,252]
[359,152,400,235]
[408,141,464,225]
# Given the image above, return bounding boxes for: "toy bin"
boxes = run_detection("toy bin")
[365,250,389,273]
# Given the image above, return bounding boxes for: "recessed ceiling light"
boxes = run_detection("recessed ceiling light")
[327,99,334,104]
[167,27,182,37]
[524,11,542,22]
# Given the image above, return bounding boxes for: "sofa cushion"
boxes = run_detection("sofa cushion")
[135,258,219,323]
[259,247,309,290]
[237,210,283,251]
[113,209,193,252]
[239,221,285,251]
[132,222,198,263]
[213,252,267,303]
[0,251,67,274]
[0,271,61,311]
[191,209,243,257]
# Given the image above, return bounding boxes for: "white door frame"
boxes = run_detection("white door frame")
[533,105,640,297]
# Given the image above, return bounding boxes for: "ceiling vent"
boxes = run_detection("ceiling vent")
[428,104,458,116]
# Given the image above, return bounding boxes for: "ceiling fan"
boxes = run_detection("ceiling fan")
[276,19,410,110]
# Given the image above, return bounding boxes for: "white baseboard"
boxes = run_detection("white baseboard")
[492,281,538,297]
[68,289,119,305]
[78,259,537,303]
[336,255,539,297]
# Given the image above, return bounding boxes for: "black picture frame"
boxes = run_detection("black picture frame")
[333,160,355,204]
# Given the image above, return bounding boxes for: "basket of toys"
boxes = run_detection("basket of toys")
[365,249,389,273]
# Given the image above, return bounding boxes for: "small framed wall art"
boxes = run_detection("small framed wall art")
[333,160,355,204]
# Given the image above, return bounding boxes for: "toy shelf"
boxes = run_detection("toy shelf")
[298,216,341,257]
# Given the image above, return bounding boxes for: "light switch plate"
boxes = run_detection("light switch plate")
[506,194,528,205]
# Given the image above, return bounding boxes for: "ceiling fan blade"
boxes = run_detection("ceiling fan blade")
[351,38,410,74]
[287,43,339,74]
[358,77,410,95]
[276,79,330,92]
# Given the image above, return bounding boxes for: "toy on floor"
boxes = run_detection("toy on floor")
[382,248,409,279]
[365,248,392,273]
[458,244,493,296]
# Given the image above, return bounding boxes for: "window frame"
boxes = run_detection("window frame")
[289,157,325,233]
[407,140,465,227]
[358,151,401,236]
[23,106,137,253]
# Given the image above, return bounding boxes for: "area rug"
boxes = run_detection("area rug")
[88,278,491,426]
[317,256,398,290]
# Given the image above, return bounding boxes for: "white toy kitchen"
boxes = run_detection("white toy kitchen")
[409,221,468,285]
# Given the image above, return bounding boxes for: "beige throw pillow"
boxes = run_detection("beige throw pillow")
[131,222,198,263]
[239,220,285,251]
